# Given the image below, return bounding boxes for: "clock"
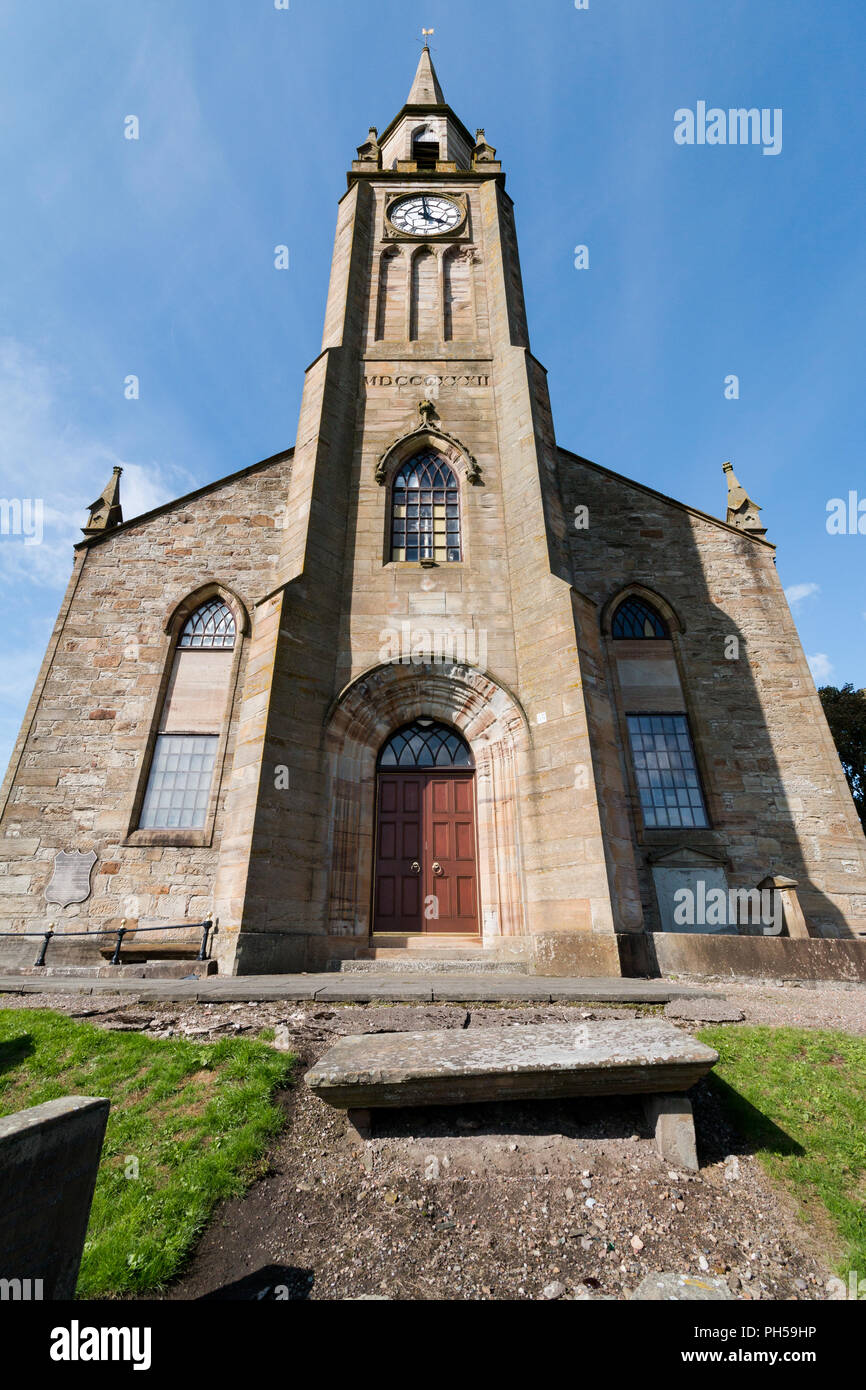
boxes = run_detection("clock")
[388,194,463,237]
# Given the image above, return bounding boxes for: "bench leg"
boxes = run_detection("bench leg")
[346,1108,373,1145]
[642,1093,699,1172]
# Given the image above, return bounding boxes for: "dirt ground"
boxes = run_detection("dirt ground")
[4,983,859,1301]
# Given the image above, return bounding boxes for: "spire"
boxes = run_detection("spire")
[408,43,445,105]
[722,461,766,538]
[82,466,124,537]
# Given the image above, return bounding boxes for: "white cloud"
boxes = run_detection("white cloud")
[0,338,192,776]
[0,338,187,589]
[807,653,833,684]
[785,582,820,608]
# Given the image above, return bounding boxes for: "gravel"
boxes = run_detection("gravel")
[1,988,856,1301]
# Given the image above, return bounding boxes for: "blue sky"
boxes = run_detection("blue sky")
[0,0,864,775]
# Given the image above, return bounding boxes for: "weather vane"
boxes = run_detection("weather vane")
[421,27,435,49]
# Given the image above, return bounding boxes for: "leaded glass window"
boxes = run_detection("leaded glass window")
[611,598,668,640]
[179,599,236,649]
[390,452,461,563]
[139,734,218,829]
[626,714,709,829]
[378,719,473,769]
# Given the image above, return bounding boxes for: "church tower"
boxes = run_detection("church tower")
[212,44,636,974]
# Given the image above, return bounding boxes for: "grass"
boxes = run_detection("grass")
[0,1009,294,1297]
[699,1025,866,1275]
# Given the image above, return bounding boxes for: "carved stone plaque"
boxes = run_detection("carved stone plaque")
[44,850,97,907]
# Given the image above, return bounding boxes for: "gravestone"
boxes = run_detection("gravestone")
[0,1096,110,1299]
[305,1019,718,1166]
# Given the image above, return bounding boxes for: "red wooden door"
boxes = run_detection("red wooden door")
[373,771,478,934]
[424,773,478,934]
[374,775,424,933]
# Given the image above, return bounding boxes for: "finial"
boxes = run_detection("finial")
[723,461,767,538]
[82,465,124,537]
[418,398,437,427]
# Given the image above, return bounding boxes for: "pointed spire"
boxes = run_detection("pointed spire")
[408,44,445,105]
[723,461,766,538]
[82,466,124,537]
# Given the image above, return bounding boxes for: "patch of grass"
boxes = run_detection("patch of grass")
[0,1009,294,1297]
[698,1025,866,1273]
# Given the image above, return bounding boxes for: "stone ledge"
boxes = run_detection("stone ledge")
[649,934,866,983]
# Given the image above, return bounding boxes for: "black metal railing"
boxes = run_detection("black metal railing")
[0,919,214,968]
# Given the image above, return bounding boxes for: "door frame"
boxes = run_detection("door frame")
[371,766,480,936]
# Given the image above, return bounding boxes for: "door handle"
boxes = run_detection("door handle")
[410,861,421,874]
[432,861,443,875]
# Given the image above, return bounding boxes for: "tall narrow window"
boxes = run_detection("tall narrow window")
[444,248,474,340]
[376,248,406,342]
[626,714,708,829]
[390,451,461,563]
[609,594,709,830]
[139,598,237,830]
[410,248,438,340]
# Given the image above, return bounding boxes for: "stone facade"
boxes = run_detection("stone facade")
[1,49,864,976]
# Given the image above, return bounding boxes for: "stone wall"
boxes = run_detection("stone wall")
[0,454,292,954]
[559,450,866,940]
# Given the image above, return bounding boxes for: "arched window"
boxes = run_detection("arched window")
[611,597,669,639]
[138,596,238,831]
[378,719,473,769]
[390,451,461,563]
[412,128,440,168]
[178,598,236,649]
[606,592,708,830]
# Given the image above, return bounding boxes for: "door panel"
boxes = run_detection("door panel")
[374,775,424,932]
[373,771,479,935]
[423,774,478,934]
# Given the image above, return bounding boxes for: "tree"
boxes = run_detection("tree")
[818,684,866,833]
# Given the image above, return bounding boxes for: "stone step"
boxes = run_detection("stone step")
[328,957,530,975]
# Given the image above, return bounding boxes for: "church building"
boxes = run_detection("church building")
[2,47,865,978]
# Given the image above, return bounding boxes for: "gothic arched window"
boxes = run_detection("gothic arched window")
[606,591,709,831]
[611,597,669,639]
[378,719,473,769]
[390,451,461,564]
[178,598,236,649]
[138,595,239,831]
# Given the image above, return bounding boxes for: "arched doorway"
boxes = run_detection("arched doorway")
[374,718,479,935]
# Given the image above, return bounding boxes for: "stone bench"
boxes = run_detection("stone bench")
[304,1019,719,1170]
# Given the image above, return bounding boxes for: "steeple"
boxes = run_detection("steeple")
[407,43,446,106]
[723,461,767,538]
[361,41,499,177]
[82,466,123,537]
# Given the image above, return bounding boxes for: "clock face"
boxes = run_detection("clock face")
[389,194,462,236]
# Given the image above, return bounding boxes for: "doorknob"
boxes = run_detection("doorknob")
[410,861,421,874]
[432,861,443,875]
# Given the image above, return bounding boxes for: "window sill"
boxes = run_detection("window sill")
[384,560,465,570]
[123,828,213,849]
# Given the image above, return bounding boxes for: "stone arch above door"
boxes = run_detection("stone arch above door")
[323,661,531,944]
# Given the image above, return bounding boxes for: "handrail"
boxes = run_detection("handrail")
[0,920,214,967]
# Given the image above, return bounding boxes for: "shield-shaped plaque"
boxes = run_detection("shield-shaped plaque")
[44,850,98,907]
